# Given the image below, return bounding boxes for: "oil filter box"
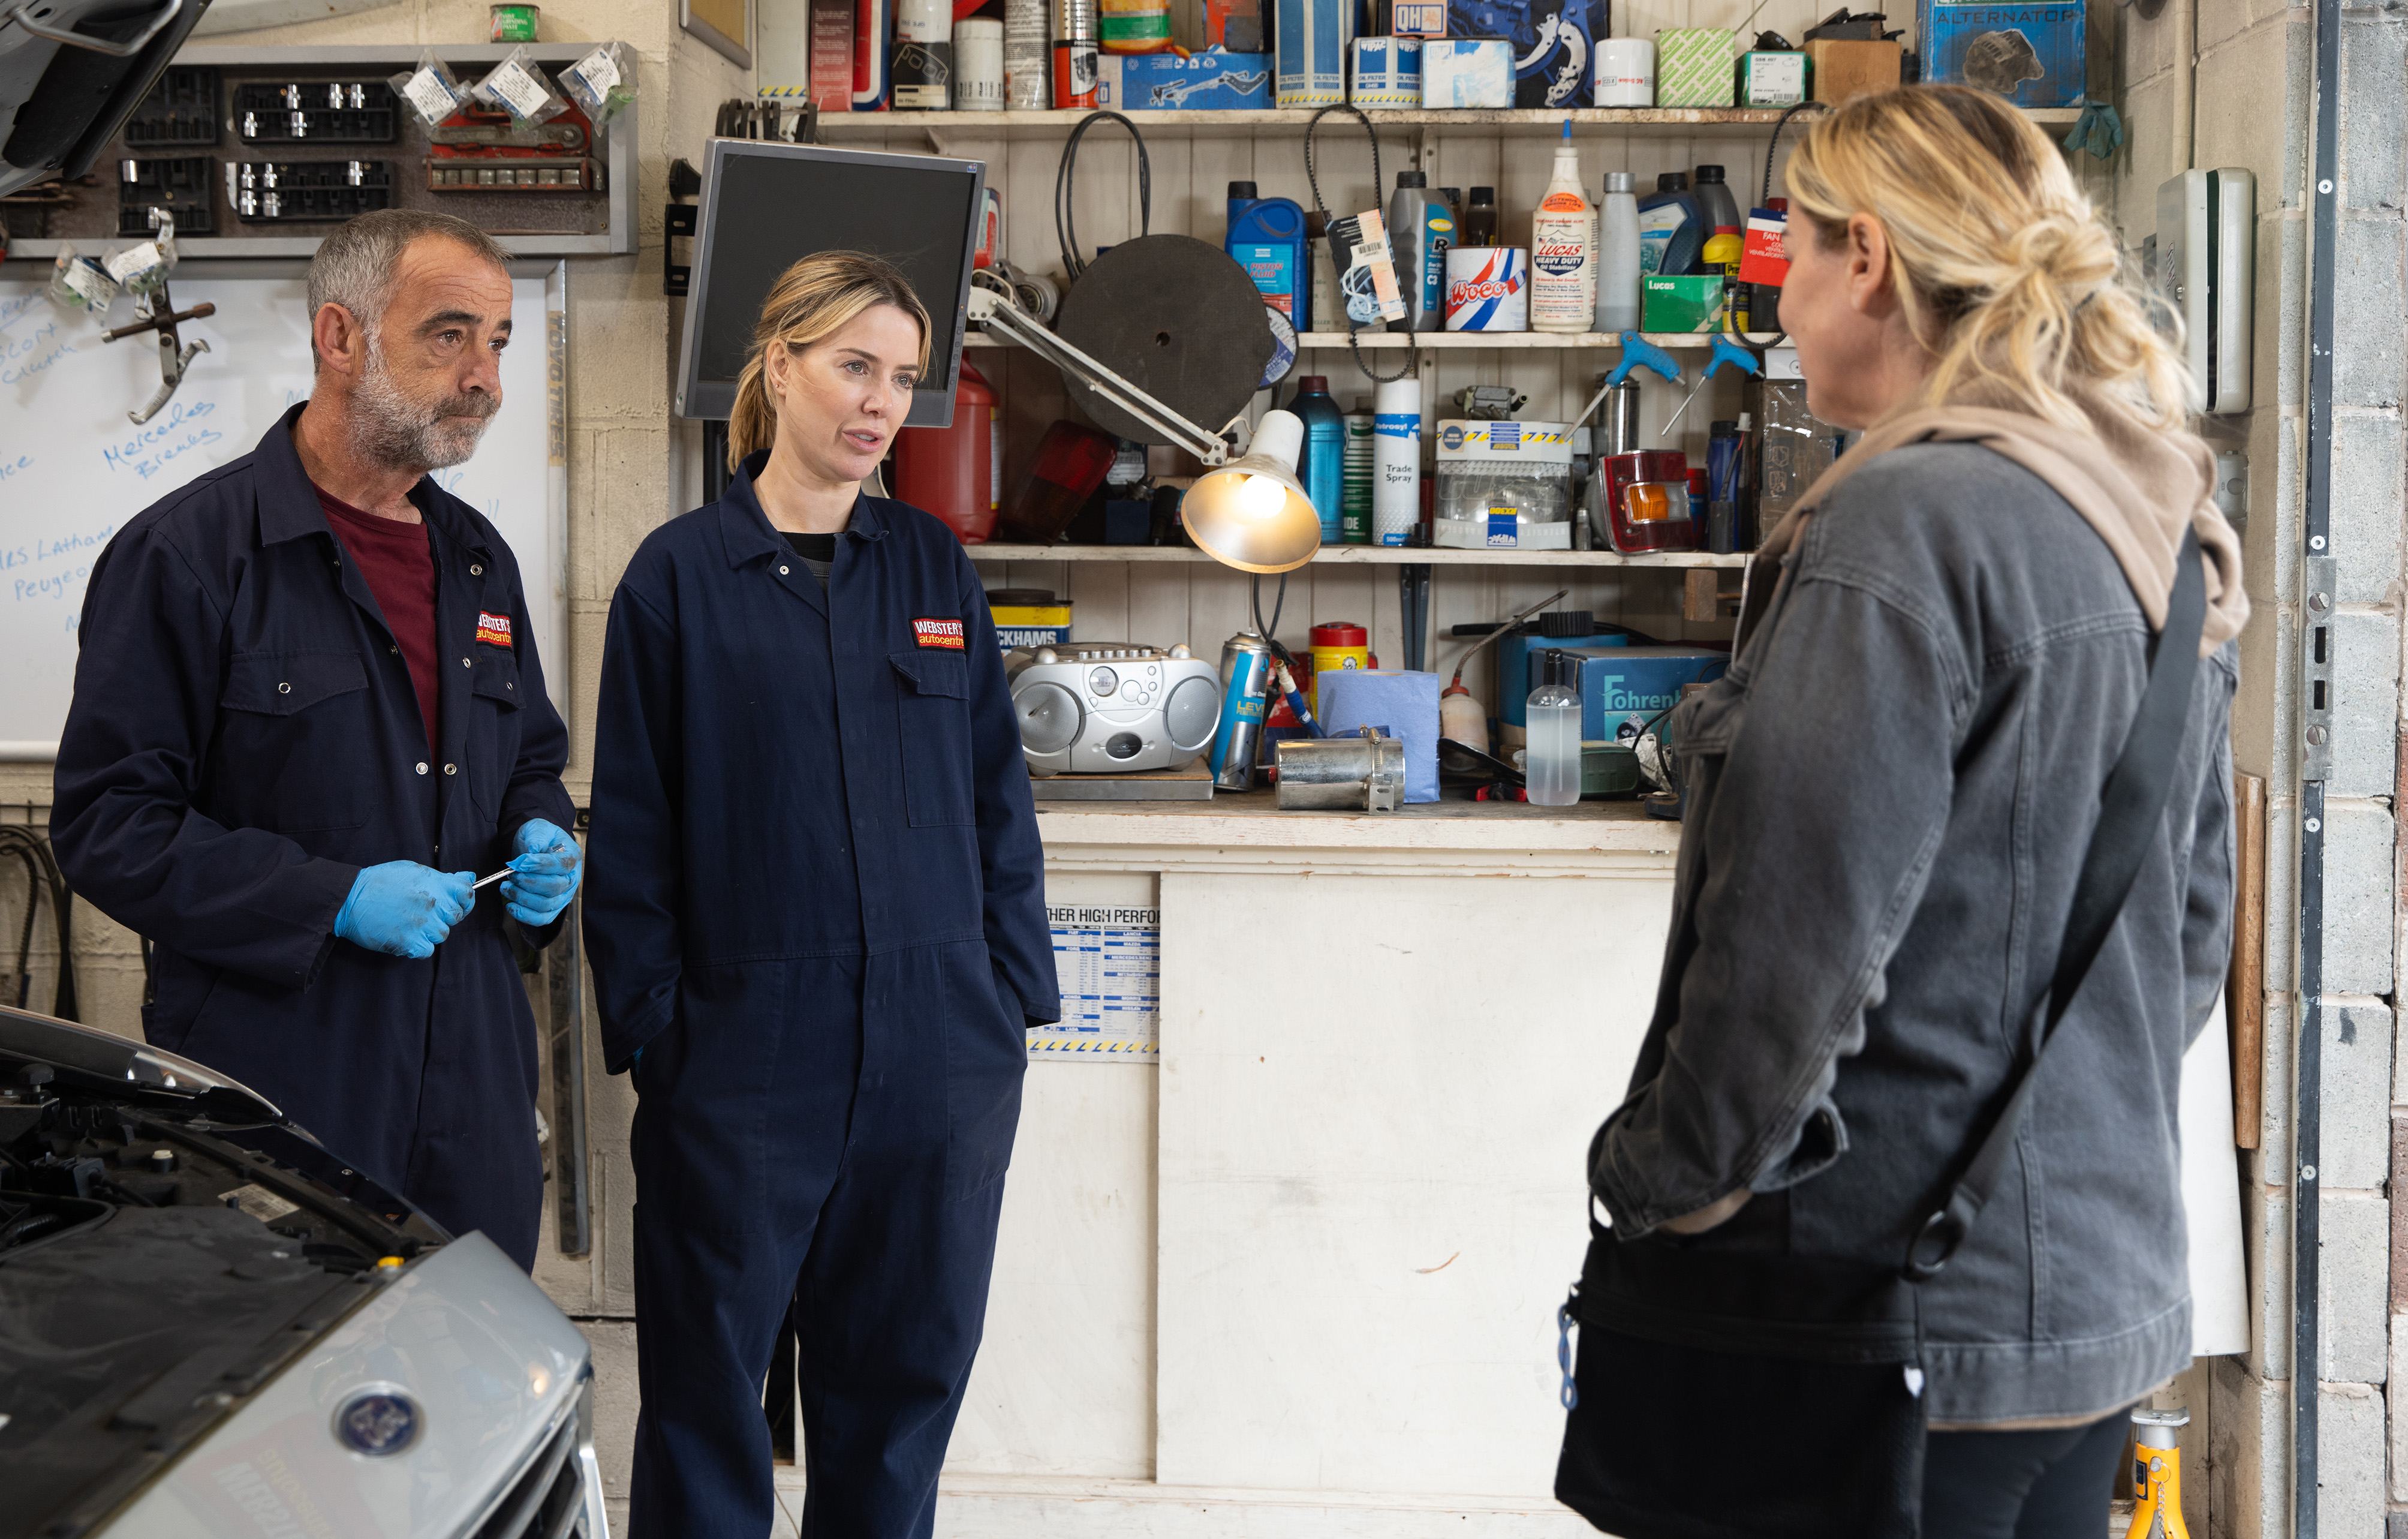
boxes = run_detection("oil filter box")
[1097,47,1271,107]
[1350,37,1422,106]
[1916,0,2084,106]
[1274,0,1352,106]
[1654,26,1735,106]
[1444,0,1605,106]
[1421,38,1513,105]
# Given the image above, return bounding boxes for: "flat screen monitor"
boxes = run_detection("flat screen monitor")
[674,140,986,428]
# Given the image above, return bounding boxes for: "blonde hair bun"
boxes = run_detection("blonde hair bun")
[1784,85,2191,435]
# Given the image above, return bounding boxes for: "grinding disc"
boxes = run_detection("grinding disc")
[1051,235,1277,446]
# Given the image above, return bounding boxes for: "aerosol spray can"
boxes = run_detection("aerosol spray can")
[1005,0,1051,107]
[1341,404,1375,543]
[1210,632,1274,790]
[1372,375,1420,545]
[1053,0,1100,107]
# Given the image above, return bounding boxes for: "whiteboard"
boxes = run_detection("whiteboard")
[0,270,566,759]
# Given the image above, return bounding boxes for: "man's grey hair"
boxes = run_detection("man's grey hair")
[305,209,511,368]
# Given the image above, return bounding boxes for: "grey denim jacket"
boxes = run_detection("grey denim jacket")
[1591,442,2238,1425]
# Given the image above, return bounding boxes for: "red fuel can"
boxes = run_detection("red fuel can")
[896,358,1001,545]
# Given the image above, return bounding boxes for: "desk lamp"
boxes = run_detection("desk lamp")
[966,287,1322,574]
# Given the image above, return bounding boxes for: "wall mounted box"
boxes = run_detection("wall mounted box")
[1420,38,1514,104]
[1804,37,1900,102]
[1916,0,2084,107]
[1654,28,1735,106]
[2155,167,2255,414]
[1350,37,1423,106]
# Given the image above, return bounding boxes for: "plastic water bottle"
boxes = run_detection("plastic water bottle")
[1287,375,1347,543]
[1595,169,1641,333]
[1525,648,1582,805]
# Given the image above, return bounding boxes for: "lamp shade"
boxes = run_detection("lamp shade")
[1181,410,1324,574]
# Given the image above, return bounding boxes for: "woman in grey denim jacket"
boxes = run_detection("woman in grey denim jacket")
[1587,86,2252,1533]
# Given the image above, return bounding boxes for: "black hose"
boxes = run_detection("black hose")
[1055,110,1151,284]
[0,827,77,1021]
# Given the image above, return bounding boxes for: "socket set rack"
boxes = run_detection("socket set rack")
[123,68,221,148]
[235,81,399,144]
[228,160,395,221]
[428,157,601,191]
[119,157,216,235]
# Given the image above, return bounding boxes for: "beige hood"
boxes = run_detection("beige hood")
[1768,392,2248,657]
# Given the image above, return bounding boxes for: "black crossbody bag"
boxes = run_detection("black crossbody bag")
[1554,528,2208,1539]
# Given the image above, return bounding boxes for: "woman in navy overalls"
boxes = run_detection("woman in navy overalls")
[585,251,1057,1537]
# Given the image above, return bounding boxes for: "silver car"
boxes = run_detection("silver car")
[0,1007,608,1539]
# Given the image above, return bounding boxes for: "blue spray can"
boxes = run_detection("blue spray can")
[1210,631,1275,790]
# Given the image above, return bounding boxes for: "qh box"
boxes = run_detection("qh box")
[1916,0,2084,106]
[1654,27,1735,106]
[1274,0,1352,106]
[1350,37,1423,106]
[1421,38,1513,106]
[1096,48,1272,108]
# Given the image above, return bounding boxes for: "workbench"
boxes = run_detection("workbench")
[932,792,1678,1535]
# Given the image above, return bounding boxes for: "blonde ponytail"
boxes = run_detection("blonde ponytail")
[726,251,934,471]
[1783,86,2192,438]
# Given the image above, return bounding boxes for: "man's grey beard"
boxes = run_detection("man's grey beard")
[350,335,501,473]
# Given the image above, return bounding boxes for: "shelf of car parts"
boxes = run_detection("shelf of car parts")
[965,329,1745,351]
[808,106,2084,143]
[963,542,1748,566]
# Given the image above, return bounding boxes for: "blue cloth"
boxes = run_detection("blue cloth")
[584,452,1056,1537]
[50,403,574,1271]
[1314,669,1442,802]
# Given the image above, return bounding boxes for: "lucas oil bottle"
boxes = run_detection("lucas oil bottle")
[1530,121,1595,333]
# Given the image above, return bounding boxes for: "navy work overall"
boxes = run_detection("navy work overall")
[584,454,1056,1537]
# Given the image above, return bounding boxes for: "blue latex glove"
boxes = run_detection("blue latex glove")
[335,862,475,959]
[501,817,583,927]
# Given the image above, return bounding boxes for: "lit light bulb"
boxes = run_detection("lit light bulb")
[1237,474,1286,519]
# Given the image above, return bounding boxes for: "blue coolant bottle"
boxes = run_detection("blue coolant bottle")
[1227,182,1310,330]
[1287,374,1347,542]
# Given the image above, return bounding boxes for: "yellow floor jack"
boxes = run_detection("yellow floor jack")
[2127,1406,2190,1539]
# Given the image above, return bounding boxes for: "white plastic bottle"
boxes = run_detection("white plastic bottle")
[1594,169,1642,333]
[1530,121,1596,333]
[1525,649,1582,805]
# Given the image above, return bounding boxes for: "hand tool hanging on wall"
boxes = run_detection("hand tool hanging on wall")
[100,212,212,426]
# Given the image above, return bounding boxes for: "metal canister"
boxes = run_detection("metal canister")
[1052,0,1099,107]
[1005,0,1052,107]
[489,2,539,41]
[1275,728,1405,811]
[1209,632,1273,792]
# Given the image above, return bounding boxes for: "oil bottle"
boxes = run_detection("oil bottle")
[1531,122,1595,333]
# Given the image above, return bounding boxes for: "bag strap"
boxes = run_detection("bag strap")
[1901,526,2208,1282]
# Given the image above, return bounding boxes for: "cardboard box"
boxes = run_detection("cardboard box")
[1444,0,1605,106]
[1392,0,1446,35]
[808,0,856,108]
[1497,631,1627,729]
[1917,0,2084,106]
[1805,37,1902,103]
[1274,0,1352,105]
[1543,647,1729,745]
[1641,273,1723,332]
[1097,48,1271,108]
[1654,28,1735,106]
[1736,49,1806,105]
[1420,38,1513,105]
[1350,37,1423,105]
[992,604,1073,653]
[1206,0,1265,52]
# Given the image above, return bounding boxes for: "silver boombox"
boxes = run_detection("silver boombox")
[1006,643,1222,775]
